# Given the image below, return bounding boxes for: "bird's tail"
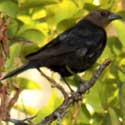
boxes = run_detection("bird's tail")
[0,63,32,80]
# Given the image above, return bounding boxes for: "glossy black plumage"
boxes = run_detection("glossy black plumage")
[1,9,121,80]
[26,20,106,76]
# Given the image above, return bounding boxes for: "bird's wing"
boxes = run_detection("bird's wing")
[25,27,81,60]
[26,21,106,61]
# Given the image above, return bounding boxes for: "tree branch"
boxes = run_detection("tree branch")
[39,59,111,125]
[5,59,111,125]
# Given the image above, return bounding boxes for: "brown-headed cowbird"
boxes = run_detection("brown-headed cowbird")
[0,9,121,80]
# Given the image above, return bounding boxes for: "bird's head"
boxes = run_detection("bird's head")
[84,9,122,28]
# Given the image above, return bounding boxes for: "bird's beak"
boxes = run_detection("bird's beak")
[108,13,122,21]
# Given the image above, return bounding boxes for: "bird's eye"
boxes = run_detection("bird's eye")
[100,11,109,17]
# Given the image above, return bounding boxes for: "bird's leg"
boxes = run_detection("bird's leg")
[66,66,86,86]
[65,66,86,92]
[66,65,84,82]
[64,65,81,92]
[62,77,74,92]
[66,65,75,75]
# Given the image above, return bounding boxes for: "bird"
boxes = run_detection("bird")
[0,9,121,80]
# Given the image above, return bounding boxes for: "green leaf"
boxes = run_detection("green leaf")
[92,113,110,125]
[85,81,105,113]
[100,0,115,9]
[0,0,18,17]
[32,9,47,20]
[110,63,119,79]
[15,104,37,115]
[108,107,121,125]
[113,21,125,46]
[21,43,39,57]
[108,37,123,56]
[19,29,44,45]
[57,18,76,32]
[18,0,58,9]
[16,15,49,35]
[46,0,78,25]
[84,3,100,11]
[99,78,119,108]
[76,103,91,124]
[120,83,125,125]
[7,19,21,38]
[17,77,42,90]
[118,11,125,21]
[5,43,22,70]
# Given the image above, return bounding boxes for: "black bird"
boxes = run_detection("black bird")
[0,9,121,80]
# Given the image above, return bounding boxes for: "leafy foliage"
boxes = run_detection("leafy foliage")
[0,0,125,124]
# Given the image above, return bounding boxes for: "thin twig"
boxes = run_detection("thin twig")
[6,115,36,125]
[37,68,68,99]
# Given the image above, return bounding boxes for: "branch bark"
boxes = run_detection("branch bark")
[39,59,111,125]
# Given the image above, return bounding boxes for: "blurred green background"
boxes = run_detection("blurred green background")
[0,0,125,125]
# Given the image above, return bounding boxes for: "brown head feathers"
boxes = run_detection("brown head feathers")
[84,9,122,28]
